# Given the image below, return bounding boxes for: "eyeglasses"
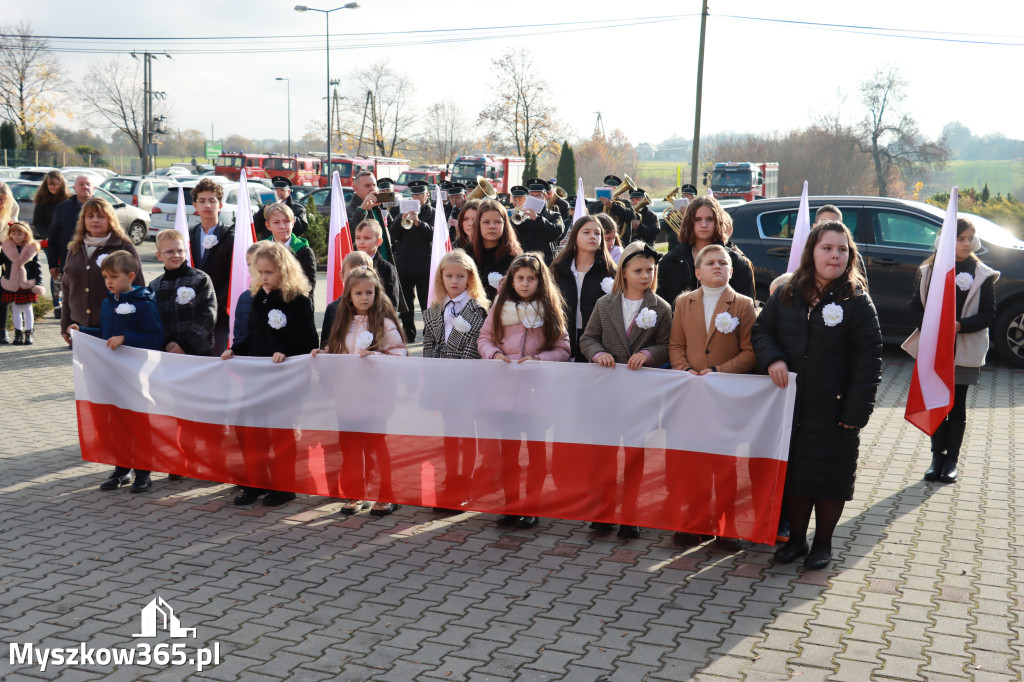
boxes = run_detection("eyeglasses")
[160,249,186,256]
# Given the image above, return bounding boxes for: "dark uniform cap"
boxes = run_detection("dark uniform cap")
[510,185,528,197]
[377,177,395,190]
[603,175,622,187]
[681,184,698,195]
[408,180,429,195]
[566,195,577,205]
[271,177,292,188]
[629,188,646,199]
[526,178,550,192]
[446,183,466,195]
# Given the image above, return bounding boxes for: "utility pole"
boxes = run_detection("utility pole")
[690,0,709,187]
[133,51,168,174]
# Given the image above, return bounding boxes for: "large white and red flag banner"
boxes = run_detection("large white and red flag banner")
[227,174,256,346]
[905,187,959,434]
[325,170,353,304]
[73,335,796,544]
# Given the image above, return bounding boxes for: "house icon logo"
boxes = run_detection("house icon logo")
[132,596,197,638]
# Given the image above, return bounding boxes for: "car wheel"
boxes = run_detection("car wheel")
[128,221,147,245]
[993,300,1024,369]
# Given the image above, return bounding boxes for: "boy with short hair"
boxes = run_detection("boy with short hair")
[149,229,217,356]
[353,218,403,311]
[69,250,163,493]
[188,178,234,355]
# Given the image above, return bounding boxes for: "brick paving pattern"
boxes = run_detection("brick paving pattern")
[1,242,1021,680]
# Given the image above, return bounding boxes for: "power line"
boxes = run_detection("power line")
[717,15,1024,46]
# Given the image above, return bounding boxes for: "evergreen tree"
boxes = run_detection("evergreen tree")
[556,141,576,191]
[523,151,539,180]
[0,121,16,150]
[981,183,991,203]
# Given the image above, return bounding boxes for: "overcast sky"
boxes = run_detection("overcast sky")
[15,0,1024,148]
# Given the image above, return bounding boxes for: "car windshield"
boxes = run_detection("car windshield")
[907,200,1024,249]
[157,189,194,205]
[103,179,137,194]
[324,161,353,178]
[217,156,244,168]
[397,172,430,184]
[712,170,753,190]
[451,163,482,183]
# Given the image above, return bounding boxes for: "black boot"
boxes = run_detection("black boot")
[924,421,948,482]
[100,466,133,490]
[23,329,33,345]
[0,328,8,344]
[12,329,24,345]
[940,422,966,484]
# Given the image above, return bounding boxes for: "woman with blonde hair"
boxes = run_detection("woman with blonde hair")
[60,197,143,345]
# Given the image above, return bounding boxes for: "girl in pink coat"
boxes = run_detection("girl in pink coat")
[476,252,570,529]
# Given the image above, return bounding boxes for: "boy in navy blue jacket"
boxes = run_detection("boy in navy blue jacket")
[70,250,164,492]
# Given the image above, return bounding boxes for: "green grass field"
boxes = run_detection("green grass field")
[634,161,692,197]
[922,159,1024,199]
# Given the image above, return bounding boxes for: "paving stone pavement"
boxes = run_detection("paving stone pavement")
[1,241,1022,680]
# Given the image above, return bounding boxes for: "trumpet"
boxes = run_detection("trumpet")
[547,185,568,209]
[401,213,414,229]
[466,176,498,201]
[509,207,526,226]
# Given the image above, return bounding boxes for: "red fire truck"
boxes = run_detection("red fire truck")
[215,153,269,181]
[706,162,779,201]
[318,155,410,187]
[449,154,526,200]
[394,166,448,193]
[263,155,321,186]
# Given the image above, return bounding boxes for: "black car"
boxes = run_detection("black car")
[726,196,1024,368]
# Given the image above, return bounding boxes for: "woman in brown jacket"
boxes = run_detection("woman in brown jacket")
[60,197,144,345]
[667,243,758,551]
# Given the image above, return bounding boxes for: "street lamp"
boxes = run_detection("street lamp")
[275,77,291,156]
[295,3,360,179]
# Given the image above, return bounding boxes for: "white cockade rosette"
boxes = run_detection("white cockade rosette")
[714,311,740,334]
[452,317,472,334]
[487,272,503,290]
[202,233,219,250]
[635,307,658,330]
[355,330,374,349]
[955,272,974,291]
[519,302,545,329]
[114,302,136,315]
[267,309,287,330]
[95,253,109,268]
[601,277,613,294]
[822,302,844,327]
[175,286,196,305]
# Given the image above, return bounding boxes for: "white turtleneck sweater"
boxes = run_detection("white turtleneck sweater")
[702,284,726,331]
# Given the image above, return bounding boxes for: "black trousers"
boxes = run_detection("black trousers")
[399,274,430,333]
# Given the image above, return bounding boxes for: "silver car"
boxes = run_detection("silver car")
[101,176,175,212]
[7,179,150,244]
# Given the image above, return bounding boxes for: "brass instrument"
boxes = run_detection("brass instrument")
[401,213,414,229]
[663,186,681,203]
[466,176,497,201]
[509,207,526,226]
[634,192,653,212]
[547,185,568,209]
[603,174,636,218]
[663,207,684,238]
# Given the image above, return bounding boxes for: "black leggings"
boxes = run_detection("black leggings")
[946,384,969,425]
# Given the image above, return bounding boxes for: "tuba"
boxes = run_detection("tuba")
[547,185,568,209]
[663,186,681,203]
[466,176,497,201]
[662,207,684,238]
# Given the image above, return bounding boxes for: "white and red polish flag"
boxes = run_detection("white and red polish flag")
[227,173,256,347]
[73,336,797,544]
[173,186,193,266]
[426,184,452,306]
[574,177,587,220]
[786,181,810,273]
[325,170,353,304]
[905,187,959,434]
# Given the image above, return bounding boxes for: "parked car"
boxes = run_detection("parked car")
[101,176,175,212]
[0,167,21,179]
[61,169,109,186]
[62,166,117,179]
[303,186,355,222]
[6,180,150,244]
[148,181,277,237]
[725,195,1024,368]
[148,166,193,178]
[17,166,58,181]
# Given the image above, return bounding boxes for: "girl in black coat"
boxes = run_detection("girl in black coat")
[222,242,319,508]
[551,214,617,362]
[752,221,882,570]
[657,197,755,306]
[471,199,523,301]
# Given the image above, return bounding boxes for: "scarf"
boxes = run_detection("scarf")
[499,300,545,329]
[1,240,42,293]
[84,233,112,259]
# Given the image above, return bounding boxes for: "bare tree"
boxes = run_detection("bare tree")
[77,58,162,167]
[479,49,561,159]
[343,58,415,158]
[858,66,948,197]
[422,100,473,165]
[0,22,63,150]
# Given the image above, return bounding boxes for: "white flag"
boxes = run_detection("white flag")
[173,186,193,266]
[426,186,452,306]
[227,174,256,347]
[325,171,352,304]
[786,181,810,273]
[574,177,587,224]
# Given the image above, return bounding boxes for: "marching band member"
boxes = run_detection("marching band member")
[629,188,660,246]
[587,175,635,245]
[512,179,563,265]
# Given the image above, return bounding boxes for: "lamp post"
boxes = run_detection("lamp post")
[294,3,360,179]
[275,77,291,156]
